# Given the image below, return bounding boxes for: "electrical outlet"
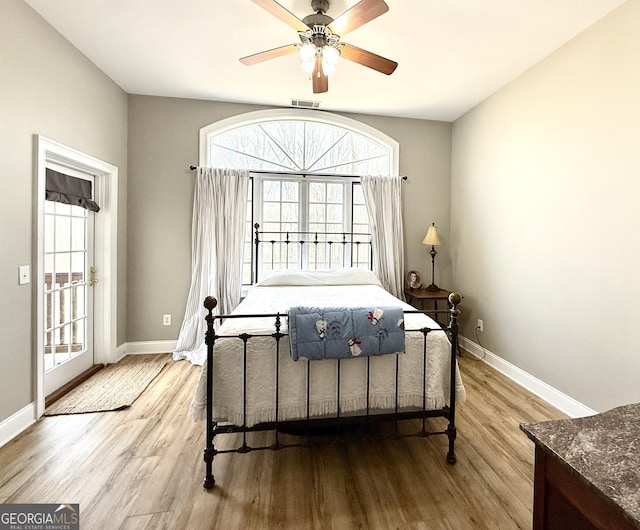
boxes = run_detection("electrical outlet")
[163,314,172,326]
[476,319,484,332]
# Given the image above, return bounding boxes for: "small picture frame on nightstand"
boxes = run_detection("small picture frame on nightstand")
[407,270,422,290]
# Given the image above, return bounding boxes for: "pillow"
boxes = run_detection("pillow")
[256,268,381,287]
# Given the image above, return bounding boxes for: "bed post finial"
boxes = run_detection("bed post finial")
[448,292,461,307]
[204,297,218,347]
[204,296,218,313]
[447,292,461,328]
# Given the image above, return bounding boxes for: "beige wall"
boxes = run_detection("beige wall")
[451,0,640,412]
[0,0,128,423]
[126,96,452,341]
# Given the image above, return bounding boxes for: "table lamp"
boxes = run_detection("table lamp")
[422,222,441,291]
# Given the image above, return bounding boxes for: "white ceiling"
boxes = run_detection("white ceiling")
[25,0,627,122]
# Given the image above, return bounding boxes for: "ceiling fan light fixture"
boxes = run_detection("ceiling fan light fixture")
[321,58,336,76]
[301,59,315,74]
[299,43,316,63]
[299,42,341,76]
[323,45,340,65]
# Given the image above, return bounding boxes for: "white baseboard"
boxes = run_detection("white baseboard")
[122,340,177,355]
[114,342,128,362]
[0,403,36,449]
[459,335,596,419]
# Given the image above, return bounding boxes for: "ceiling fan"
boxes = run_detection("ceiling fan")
[240,0,398,94]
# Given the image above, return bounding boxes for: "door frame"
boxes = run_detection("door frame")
[34,135,119,418]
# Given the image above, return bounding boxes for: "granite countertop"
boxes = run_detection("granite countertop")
[520,403,640,526]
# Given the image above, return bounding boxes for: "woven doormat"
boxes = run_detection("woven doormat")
[44,360,166,416]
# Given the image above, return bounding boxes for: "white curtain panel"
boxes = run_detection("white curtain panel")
[360,175,405,299]
[173,167,250,365]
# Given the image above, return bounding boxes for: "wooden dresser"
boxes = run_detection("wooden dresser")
[520,404,640,529]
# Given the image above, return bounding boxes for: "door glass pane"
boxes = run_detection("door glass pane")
[56,323,72,362]
[54,216,70,252]
[44,198,90,371]
[55,202,71,216]
[44,214,54,252]
[71,217,85,251]
[74,284,86,320]
[71,252,85,282]
[55,253,70,278]
[44,330,53,370]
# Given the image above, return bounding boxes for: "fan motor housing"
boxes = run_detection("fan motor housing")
[302,12,333,28]
[311,0,330,14]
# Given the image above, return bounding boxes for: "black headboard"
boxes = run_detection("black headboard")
[253,223,372,284]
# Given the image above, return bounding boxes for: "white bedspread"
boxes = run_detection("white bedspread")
[188,283,466,426]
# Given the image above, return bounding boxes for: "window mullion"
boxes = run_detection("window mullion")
[300,178,309,268]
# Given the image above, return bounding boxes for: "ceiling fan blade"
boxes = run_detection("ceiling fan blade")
[312,58,328,94]
[340,43,397,75]
[250,0,309,32]
[328,0,389,36]
[240,44,298,66]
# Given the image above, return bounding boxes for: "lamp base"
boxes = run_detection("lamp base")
[426,283,440,292]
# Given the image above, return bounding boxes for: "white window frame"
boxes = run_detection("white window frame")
[199,109,399,175]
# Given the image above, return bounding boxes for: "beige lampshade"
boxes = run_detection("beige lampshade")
[422,224,441,246]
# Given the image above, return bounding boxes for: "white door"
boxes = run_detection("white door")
[43,164,95,396]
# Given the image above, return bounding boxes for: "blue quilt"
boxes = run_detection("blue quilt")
[288,306,406,361]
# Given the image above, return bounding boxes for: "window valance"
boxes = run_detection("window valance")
[45,168,100,212]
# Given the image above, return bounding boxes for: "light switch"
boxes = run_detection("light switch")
[18,265,30,285]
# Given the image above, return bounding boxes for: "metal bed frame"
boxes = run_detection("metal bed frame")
[200,228,461,489]
[252,223,373,283]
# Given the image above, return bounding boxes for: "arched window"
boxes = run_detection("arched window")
[199,109,399,282]
[200,109,398,175]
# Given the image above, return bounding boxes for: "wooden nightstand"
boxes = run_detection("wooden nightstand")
[404,287,456,326]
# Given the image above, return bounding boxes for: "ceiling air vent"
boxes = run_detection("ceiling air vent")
[291,99,320,109]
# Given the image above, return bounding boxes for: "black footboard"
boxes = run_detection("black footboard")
[201,293,461,489]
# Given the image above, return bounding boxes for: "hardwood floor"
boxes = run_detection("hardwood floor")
[0,352,566,529]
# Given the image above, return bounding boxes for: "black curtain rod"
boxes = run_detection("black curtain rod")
[189,165,408,180]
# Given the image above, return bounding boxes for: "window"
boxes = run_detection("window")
[201,109,399,283]
[244,175,367,282]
